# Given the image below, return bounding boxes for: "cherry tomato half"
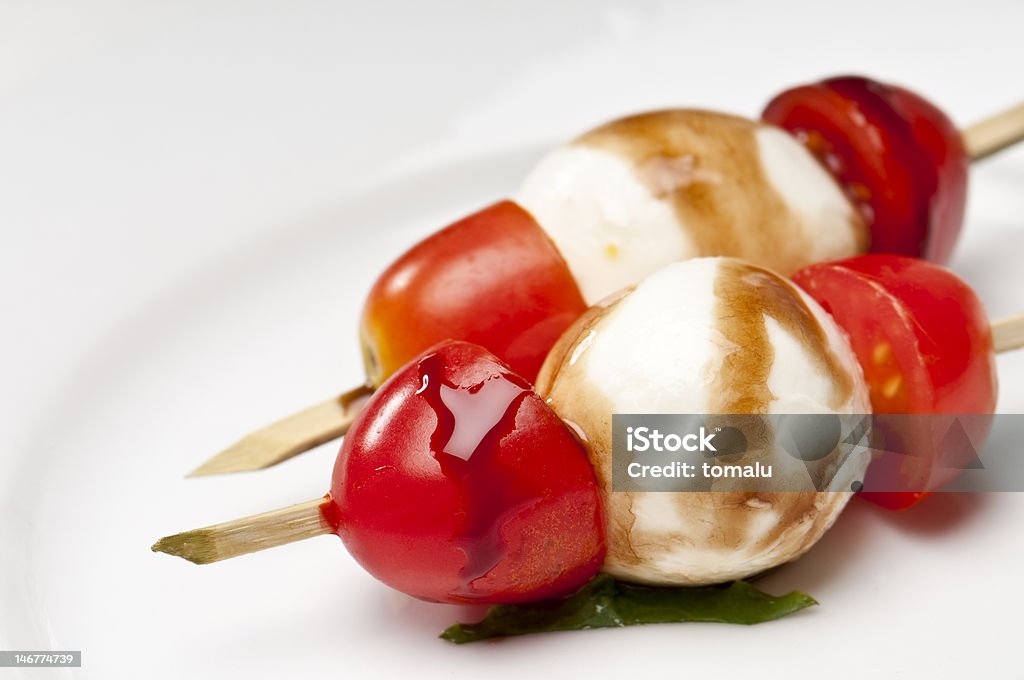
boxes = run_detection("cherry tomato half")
[359,201,587,387]
[326,341,605,603]
[763,76,968,263]
[793,255,997,509]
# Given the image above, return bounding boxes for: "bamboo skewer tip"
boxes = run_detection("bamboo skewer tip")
[152,498,332,565]
[187,385,374,478]
[152,531,222,565]
[187,439,288,478]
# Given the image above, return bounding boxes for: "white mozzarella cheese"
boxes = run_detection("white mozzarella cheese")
[536,257,870,585]
[519,111,865,304]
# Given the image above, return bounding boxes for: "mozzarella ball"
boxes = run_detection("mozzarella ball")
[535,257,870,585]
[519,110,866,304]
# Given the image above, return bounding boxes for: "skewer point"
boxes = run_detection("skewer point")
[186,385,374,477]
[152,498,333,565]
[152,531,220,565]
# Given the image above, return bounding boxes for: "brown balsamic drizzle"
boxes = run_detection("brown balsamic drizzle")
[708,260,855,553]
[709,259,778,416]
[710,260,855,413]
[576,110,863,276]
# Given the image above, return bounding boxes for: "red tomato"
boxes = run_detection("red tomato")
[793,255,997,510]
[325,341,605,604]
[359,200,587,386]
[763,76,968,263]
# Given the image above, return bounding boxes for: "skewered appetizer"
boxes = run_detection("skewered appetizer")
[192,75,1024,476]
[155,256,1024,640]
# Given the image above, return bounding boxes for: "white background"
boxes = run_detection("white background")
[2,1,1023,678]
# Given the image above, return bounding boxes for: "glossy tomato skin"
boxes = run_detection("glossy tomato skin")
[763,76,968,263]
[325,341,605,604]
[359,200,587,387]
[793,255,997,509]
[885,86,969,263]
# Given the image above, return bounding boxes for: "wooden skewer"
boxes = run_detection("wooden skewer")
[187,103,1024,479]
[188,384,373,477]
[992,313,1024,354]
[152,497,332,564]
[962,101,1024,161]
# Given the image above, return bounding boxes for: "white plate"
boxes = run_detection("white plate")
[3,2,1024,678]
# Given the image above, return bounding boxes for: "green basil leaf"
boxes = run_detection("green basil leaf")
[440,575,816,644]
